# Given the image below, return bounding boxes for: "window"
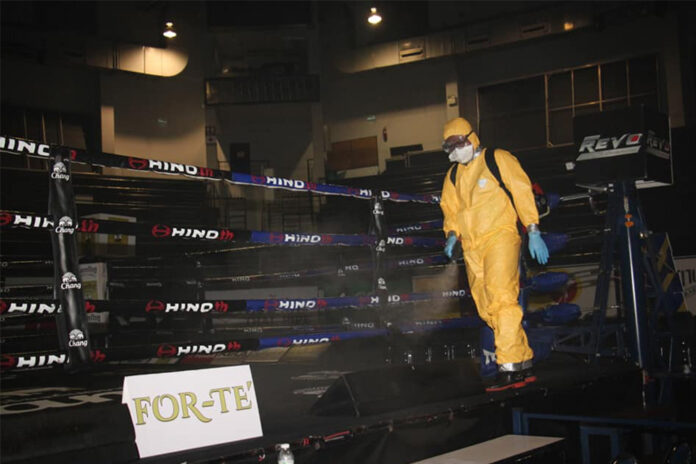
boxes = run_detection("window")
[478,55,662,151]
[479,76,546,151]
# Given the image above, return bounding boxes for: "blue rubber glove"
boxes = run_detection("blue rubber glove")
[444,232,458,259]
[528,230,549,265]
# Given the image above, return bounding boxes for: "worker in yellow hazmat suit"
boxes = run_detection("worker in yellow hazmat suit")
[440,117,549,391]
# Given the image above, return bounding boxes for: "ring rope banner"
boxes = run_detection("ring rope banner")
[1,248,450,280]
[0,337,259,371]
[244,290,466,312]
[0,316,482,371]
[388,219,444,235]
[0,210,445,248]
[0,254,456,298]
[0,135,441,204]
[0,253,452,298]
[200,253,451,286]
[0,289,468,319]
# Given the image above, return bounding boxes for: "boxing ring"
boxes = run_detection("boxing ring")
[0,135,689,463]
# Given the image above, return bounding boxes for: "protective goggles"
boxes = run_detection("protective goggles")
[442,130,473,154]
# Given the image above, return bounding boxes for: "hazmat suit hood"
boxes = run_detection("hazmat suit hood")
[443,117,481,151]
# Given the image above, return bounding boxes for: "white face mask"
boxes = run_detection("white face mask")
[448,145,474,164]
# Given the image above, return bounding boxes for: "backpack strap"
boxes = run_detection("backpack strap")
[450,149,517,210]
[449,162,458,185]
[485,147,526,238]
[484,147,515,206]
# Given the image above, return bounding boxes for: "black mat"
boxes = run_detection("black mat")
[0,338,653,464]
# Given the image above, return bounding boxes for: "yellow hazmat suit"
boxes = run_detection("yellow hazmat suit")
[440,118,538,369]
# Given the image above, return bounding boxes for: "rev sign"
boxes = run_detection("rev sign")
[122,366,263,458]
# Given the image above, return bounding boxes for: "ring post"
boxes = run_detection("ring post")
[49,147,92,370]
[369,194,388,298]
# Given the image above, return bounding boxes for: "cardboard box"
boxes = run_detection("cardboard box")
[79,262,109,300]
[79,261,110,327]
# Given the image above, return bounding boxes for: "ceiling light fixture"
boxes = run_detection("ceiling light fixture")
[368,7,382,25]
[163,21,177,39]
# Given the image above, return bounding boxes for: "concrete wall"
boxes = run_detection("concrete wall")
[99,2,207,178]
[322,59,458,176]
[99,72,206,177]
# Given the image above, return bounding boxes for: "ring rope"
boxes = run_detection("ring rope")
[0,316,482,371]
[1,289,468,319]
[0,135,441,204]
[0,210,445,248]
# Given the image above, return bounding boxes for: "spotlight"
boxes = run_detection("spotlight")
[368,7,382,25]
[163,21,177,39]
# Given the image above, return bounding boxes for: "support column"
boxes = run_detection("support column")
[617,181,649,370]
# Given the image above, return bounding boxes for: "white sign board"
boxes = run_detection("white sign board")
[122,365,263,458]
